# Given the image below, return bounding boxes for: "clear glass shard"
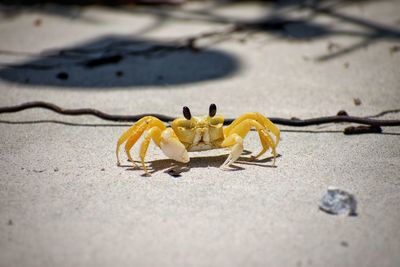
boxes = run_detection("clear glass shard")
[319,187,357,216]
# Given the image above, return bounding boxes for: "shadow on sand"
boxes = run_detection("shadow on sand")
[0,35,240,89]
[119,153,281,176]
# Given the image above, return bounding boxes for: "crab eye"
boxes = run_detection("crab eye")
[209,103,217,117]
[210,119,218,126]
[183,106,192,120]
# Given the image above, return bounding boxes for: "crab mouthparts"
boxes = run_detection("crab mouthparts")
[193,128,210,147]
[198,135,209,144]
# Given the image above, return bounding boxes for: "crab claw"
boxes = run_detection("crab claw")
[160,129,190,163]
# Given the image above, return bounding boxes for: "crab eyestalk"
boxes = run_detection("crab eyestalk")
[209,103,217,117]
[183,106,191,120]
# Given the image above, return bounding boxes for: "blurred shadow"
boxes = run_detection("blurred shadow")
[0,36,240,89]
[129,0,400,60]
[1,0,399,87]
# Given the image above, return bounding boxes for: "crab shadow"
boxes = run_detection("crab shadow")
[0,35,240,89]
[123,151,281,177]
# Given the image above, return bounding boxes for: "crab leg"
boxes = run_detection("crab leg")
[116,116,150,166]
[116,116,166,166]
[139,127,162,174]
[221,119,277,168]
[220,133,244,168]
[124,121,150,167]
[257,127,277,164]
[224,112,280,146]
[255,130,269,159]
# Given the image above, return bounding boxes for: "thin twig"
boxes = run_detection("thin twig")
[366,109,400,118]
[0,101,399,127]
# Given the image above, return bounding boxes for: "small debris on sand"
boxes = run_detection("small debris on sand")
[353,98,362,106]
[33,18,42,27]
[115,71,124,77]
[56,72,69,80]
[167,168,182,177]
[319,187,357,216]
[327,41,341,52]
[166,166,189,177]
[390,45,400,55]
[344,125,382,135]
[337,110,348,116]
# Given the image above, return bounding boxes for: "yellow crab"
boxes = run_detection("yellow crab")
[116,104,280,174]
